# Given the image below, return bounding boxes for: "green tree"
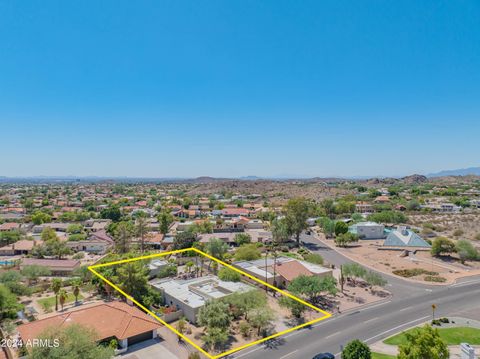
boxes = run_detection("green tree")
[431,237,456,257]
[341,339,371,359]
[271,218,290,244]
[67,224,83,234]
[41,227,58,241]
[455,239,478,263]
[197,300,232,329]
[31,211,52,225]
[51,278,62,312]
[72,280,81,304]
[218,267,241,282]
[58,289,67,311]
[45,237,72,259]
[335,232,358,247]
[21,265,52,285]
[397,325,449,359]
[202,326,229,352]
[235,233,252,246]
[100,205,122,222]
[288,275,337,303]
[174,230,197,249]
[234,243,261,261]
[223,290,267,320]
[342,263,367,286]
[158,211,174,234]
[284,197,311,244]
[279,296,307,318]
[0,285,23,319]
[249,307,275,336]
[116,262,149,300]
[29,324,114,359]
[334,221,349,236]
[318,217,335,238]
[135,214,148,253]
[113,221,134,254]
[205,237,228,260]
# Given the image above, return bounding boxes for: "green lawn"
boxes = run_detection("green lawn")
[372,353,396,359]
[384,326,480,346]
[37,293,83,308]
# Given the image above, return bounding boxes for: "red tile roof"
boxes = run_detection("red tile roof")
[222,208,250,216]
[275,260,312,282]
[0,222,19,231]
[18,301,160,342]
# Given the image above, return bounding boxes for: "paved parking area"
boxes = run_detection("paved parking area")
[117,338,179,359]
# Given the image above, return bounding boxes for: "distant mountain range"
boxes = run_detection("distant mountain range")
[1,167,479,184]
[427,167,480,177]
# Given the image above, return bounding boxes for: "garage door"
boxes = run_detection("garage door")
[127,331,152,346]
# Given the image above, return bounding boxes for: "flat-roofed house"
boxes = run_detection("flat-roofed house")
[349,222,386,240]
[150,275,254,323]
[17,301,160,350]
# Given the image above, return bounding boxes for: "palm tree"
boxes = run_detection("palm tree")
[51,278,62,311]
[72,280,80,305]
[136,214,148,253]
[58,289,67,311]
[185,261,194,275]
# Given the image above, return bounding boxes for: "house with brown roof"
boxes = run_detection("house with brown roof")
[20,258,80,276]
[17,301,161,350]
[233,257,333,288]
[0,239,41,256]
[0,222,20,231]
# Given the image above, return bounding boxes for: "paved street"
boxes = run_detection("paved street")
[231,233,480,359]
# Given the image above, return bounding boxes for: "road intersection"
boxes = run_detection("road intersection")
[231,233,480,359]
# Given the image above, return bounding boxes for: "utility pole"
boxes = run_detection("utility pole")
[265,248,269,293]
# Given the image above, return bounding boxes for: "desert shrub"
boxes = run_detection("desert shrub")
[393,268,438,278]
[303,253,324,265]
[424,275,447,283]
[239,321,251,338]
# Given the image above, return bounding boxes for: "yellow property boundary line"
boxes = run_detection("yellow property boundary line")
[88,248,331,358]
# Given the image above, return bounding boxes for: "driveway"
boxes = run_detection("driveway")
[117,338,179,359]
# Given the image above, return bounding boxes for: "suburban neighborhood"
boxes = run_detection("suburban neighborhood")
[2,1,480,358]
[0,175,479,358]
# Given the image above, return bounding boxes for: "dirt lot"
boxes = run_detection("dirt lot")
[321,235,480,284]
[409,212,480,243]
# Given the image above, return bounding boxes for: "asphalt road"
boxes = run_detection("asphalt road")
[231,233,480,359]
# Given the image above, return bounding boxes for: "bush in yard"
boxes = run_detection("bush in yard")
[218,267,241,282]
[431,237,456,257]
[455,239,479,263]
[239,321,251,338]
[341,339,371,359]
[303,253,324,265]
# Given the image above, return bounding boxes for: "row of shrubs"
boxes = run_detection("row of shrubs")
[392,268,438,278]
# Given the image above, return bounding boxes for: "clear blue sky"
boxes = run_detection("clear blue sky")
[1,1,479,178]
